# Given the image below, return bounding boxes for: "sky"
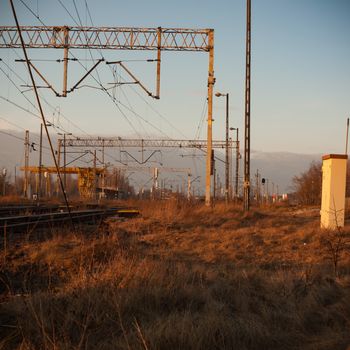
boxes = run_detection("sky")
[0,0,349,157]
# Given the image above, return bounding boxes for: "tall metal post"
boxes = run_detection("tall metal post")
[63,133,66,189]
[62,26,69,97]
[187,173,191,201]
[93,150,97,201]
[14,165,17,195]
[38,123,43,199]
[255,169,260,205]
[2,169,6,196]
[141,139,144,164]
[216,91,230,202]
[102,139,105,199]
[205,29,215,206]
[156,27,162,99]
[56,139,61,196]
[213,159,216,201]
[225,93,229,202]
[266,179,269,203]
[243,0,251,211]
[24,130,29,198]
[229,137,233,198]
[235,129,240,200]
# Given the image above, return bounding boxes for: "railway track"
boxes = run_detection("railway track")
[0,206,140,232]
[0,204,60,217]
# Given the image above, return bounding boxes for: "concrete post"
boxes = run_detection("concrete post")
[321,154,348,229]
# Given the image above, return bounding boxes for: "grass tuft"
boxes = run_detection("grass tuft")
[1,201,350,349]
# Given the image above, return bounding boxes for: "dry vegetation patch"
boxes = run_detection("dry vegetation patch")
[1,200,350,349]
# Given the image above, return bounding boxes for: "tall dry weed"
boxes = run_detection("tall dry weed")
[1,202,350,349]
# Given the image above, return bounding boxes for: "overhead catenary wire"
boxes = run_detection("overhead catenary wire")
[13,1,136,139]
[16,0,196,141]
[55,0,142,137]
[9,0,73,224]
[56,0,184,139]
[0,114,90,166]
[9,1,222,188]
[3,2,198,187]
[1,57,92,137]
[112,67,188,139]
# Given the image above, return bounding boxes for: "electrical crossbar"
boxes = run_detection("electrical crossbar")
[0,26,212,51]
[61,138,236,149]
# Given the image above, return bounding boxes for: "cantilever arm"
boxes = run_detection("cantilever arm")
[68,58,104,93]
[106,60,159,99]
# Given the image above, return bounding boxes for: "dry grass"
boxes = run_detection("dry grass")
[1,199,350,349]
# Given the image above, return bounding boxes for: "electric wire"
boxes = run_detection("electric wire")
[1,56,92,137]
[15,0,201,144]
[54,5,141,136]
[0,114,91,167]
[57,0,176,139]
[21,0,183,140]
[114,68,188,139]
[8,1,215,186]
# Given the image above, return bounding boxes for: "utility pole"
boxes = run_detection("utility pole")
[102,140,105,199]
[235,134,239,200]
[62,26,69,97]
[141,139,144,164]
[213,163,216,201]
[215,92,230,203]
[56,139,61,196]
[266,179,269,204]
[230,127,240,201]
[14,165,17,195]
[205,29,215,206]
[255,169,260,205]
[58,132,72,193]
[9,0,74,225]
[152,167,158,200]
[2,168,7,196]
[243,0,251,211]
[64,133,66,189]
[229,136,233,198]
[225,93,229,202]
[93,150,97,201]
[38,123,43,200]
[24,130,29,198]
[187,173,191,201]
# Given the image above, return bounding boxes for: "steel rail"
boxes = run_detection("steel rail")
[0,208,127,230]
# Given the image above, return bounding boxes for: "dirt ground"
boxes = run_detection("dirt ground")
[1,200,350,349]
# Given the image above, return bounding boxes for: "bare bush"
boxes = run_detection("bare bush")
[292,161,322,205]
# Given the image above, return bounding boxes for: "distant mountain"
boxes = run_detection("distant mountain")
[0,129,321,194]
[251,151,321,193]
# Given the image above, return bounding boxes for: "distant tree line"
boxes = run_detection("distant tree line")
[292,161,350,205]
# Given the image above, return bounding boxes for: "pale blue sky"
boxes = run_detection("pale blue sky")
[0,0,349,155]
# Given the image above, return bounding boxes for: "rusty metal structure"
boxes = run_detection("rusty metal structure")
[61,137,233,149]
[21,166,104,199]
[59,137,237,199]
[243,0,251,211]
[0,25,215,205]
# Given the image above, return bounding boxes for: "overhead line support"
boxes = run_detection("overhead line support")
[205,29,215,206]
[8,0,73,225]
[243,0,251,211]
[0,24,215,205]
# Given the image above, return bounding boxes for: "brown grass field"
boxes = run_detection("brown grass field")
[1,200,350,349]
